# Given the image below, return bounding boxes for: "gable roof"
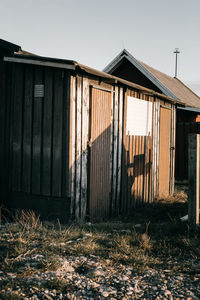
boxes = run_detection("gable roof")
[104,49,200,108]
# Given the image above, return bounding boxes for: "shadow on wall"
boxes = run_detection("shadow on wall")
[1,124,151,222]
[70,125,152,220]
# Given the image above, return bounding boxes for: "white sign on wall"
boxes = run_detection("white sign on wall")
[126,96,152,136]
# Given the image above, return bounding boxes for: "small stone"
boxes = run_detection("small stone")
[94,268,105,276]
[43,295,53,300]
[122,275,129,281]
[102,291,109,297]
[164,290,171,296]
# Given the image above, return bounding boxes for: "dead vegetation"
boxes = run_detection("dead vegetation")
[0,191,200,298]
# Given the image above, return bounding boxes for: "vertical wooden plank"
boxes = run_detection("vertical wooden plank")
[111,85,119,212]
[32,67,43,194]
[75,75,82,219]
[141,136,145,205]
[22,65,33,193]
[81,76,89,219]
[152,97,156,199]
[149,96,154,203]
[188,134,200,225]
[0,61,7,200]
[52,69,63,197]
[61,71,69,198]
[121,89,127,214]
[12,64,24,192]
[69,75,76,217]
[109,85,114,212]
[116,87,123,212]
[184,123,190,179]
[64,72,71,197]
[7,64,14,193]
[42,67,53,196]
[152,98,160,199]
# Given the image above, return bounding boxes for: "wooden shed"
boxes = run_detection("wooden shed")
[0,40,181,221]
[103,49,200,182]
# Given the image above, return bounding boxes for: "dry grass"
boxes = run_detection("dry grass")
[0,191,200,296]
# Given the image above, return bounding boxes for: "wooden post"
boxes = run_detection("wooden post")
[188,134,200,225]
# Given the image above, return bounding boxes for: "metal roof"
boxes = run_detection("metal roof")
[104,49,200,108]
[3,53,183,106]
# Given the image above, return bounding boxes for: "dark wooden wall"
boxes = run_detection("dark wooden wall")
[176,122,200,181]
[0,60,12,203]
[3,63,71,220]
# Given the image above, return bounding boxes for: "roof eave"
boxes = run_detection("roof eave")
[3,54,182,106]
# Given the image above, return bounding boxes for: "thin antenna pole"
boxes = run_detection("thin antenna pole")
[173,48,180,78]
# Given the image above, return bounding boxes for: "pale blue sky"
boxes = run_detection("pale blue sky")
[1,0,200,95]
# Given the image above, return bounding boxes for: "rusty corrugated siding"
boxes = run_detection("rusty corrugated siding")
[89,87,112,219]
[121,90,153,213]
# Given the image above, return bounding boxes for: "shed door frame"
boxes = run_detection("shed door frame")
[87,85,112,219]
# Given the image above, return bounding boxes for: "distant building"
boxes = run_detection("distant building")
[104,49,200,180]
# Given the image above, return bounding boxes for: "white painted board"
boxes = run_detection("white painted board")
[126,96,152,136]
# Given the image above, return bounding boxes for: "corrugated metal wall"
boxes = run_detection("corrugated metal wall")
[9,63,70,204]
[89,87,112,218]
[69,75,176,219]
[121,89,153,213]
[69,75,123,219]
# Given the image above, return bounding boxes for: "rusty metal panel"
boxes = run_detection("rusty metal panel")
[121,89,153,213]
[89,87,112,219]
[159,107,171,198]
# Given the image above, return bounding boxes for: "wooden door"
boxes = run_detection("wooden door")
[89,87,112,219]
[159,107,171,198]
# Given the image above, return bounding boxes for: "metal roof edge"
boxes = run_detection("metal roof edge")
[3,54,183,106]
[4,56,76,70]
[125,55,179,100]
[104,49,179,101]
[103,49,127,73]
[177,106,200,113]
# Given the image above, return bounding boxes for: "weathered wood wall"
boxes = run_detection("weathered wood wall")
[176,122,200,181]
[152,98,160,199]
[7,63,71,219]
[0,61,12,203]
[0,61,176,220]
